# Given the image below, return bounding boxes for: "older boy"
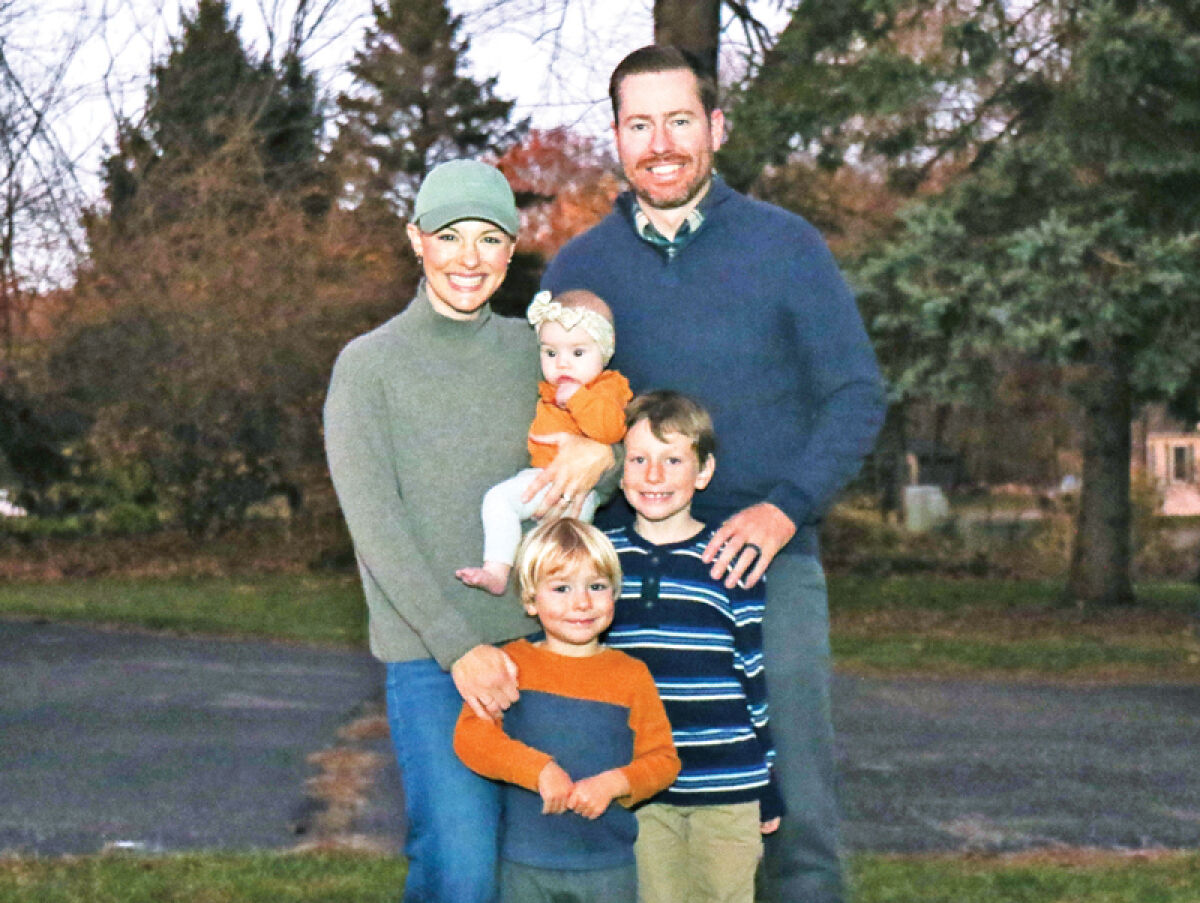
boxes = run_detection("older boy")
[605,391,783,903]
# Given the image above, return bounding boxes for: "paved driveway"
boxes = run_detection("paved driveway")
[0,620,397,854]
[1,620,1197,855]
[836,676,1200,851]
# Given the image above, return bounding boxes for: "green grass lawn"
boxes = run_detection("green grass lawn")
[0,574,368,647]
[829,575,1200,681]
[2,572,1196,680]
[0,850,1196,902]
[850,851,1200,902]
[0,851,405,903]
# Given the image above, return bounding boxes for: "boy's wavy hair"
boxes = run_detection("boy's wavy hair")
[624,390,716,468]
[514,518,622,605]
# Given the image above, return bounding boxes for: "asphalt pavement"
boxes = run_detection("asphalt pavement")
[0,620,400,854]
[1,619,1197,856]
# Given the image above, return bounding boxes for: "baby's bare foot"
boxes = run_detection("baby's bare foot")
[455,562,511,596]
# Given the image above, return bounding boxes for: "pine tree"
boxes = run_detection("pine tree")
[146,0,268,162]
[99,0,325,232]
[335,0,523,217]
[825,0,1200,606]
[258,50,323,197]
[69,1,334,536]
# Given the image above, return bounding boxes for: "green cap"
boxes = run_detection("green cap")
[412,160,519,236]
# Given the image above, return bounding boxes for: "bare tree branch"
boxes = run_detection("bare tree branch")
[0,0,98,358]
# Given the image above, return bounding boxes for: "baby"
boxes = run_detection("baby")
[456,289,632,595]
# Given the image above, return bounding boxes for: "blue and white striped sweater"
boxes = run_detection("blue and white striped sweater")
[605,524,783,819]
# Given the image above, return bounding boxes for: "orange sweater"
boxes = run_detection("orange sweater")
[527,370,632,468]
[453,638,679,806]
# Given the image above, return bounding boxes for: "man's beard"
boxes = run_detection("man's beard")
[628,153,712,211]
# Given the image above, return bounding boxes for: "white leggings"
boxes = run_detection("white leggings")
[480,468,599,566]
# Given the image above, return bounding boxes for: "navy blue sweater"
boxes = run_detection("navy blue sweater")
[544,178,886,555]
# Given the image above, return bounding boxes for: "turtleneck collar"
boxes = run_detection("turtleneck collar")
[405,279,495,338]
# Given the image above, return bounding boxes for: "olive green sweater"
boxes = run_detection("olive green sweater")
[323,287,540,667]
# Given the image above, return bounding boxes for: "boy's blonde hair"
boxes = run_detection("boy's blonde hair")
[624,390,716,467]
[514,518,622,604]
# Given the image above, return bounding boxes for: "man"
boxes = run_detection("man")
[540,45,886,903]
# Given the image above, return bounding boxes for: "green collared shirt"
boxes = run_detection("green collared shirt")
[631,182,713,258]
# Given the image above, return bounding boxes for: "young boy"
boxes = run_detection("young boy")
[454,517,680,903]
[457,289,633,595]
[605,390,784,903]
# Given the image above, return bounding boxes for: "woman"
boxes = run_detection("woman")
[324,160,608,903]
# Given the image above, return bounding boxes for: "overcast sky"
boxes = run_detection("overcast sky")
[43,0,653,182]
[10,0,784,285]
[47,0,787,178]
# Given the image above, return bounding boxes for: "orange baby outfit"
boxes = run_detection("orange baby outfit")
[527,369,633,468]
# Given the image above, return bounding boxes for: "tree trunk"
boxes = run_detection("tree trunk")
[1066,344,1135,606]
[653,0,721,81]
[874,400,907,523]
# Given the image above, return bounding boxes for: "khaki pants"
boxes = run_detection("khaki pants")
[635,801,762,903]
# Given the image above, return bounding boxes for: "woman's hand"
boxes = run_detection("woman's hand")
[522,433,614,519]
[451,645,519,721]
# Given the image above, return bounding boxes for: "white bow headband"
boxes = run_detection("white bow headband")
[526,291,615,363]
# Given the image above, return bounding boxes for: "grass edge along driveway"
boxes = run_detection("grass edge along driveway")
[0,573,1197,682]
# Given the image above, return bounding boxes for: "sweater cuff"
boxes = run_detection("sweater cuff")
[519,752,556,793]
[766,484,816,530]
[759,773,787,822]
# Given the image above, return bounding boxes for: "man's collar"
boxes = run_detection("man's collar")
[633,204,704,246]
[620,175,727,231]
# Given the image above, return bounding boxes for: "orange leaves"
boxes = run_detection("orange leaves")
[496,128,622,260]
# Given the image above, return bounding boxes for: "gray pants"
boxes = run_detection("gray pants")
[499,859,636,903]
[758,554,844,903]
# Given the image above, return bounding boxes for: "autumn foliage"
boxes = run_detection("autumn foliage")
[496,128,622,260]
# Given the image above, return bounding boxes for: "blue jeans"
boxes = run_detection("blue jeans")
[386,659,502,903]
[759,555,844,903]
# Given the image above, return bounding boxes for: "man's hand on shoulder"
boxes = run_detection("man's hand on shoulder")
[451,645,519,721]
[702,502,796,589]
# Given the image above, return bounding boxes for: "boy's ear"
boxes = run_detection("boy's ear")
[522,599,538,618]
[694,454,715,490]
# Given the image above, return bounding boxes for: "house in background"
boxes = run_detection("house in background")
[1135,408,1200,516]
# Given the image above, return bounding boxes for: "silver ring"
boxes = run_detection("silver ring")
[561,495,574,505]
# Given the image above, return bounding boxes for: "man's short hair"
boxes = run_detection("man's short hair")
[514,518,622,605]
[624,390,716,468]
[609,45,719,122]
